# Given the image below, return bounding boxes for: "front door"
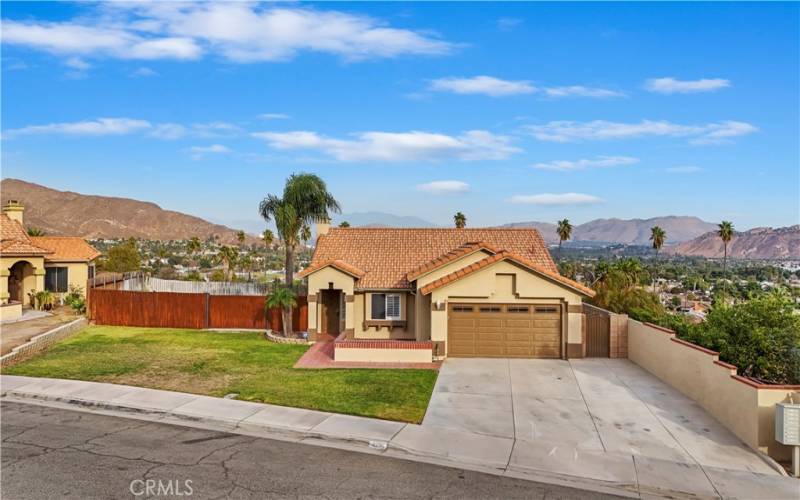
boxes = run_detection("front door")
[320,290,341,336]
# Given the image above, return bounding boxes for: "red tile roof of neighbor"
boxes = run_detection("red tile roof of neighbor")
[304,227,586,291]
[419,250,595,297]
[0,213,100,262]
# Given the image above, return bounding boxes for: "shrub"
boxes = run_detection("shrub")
[64,285,86,315]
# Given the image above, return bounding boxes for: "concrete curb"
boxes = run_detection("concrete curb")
[2,376,796,500]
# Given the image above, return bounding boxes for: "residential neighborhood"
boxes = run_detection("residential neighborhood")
[2,2,799,499]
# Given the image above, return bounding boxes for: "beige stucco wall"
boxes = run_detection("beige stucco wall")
[0,302,23,321]
[306,266,356,334]
[1,256,46,306]
[334,346,432,363]
[628,319,798,461]
[427,260,584,356]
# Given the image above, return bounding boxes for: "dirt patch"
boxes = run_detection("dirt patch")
[103,371,236,396]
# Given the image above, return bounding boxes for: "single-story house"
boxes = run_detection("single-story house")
[1,200,101,321]
[298,223,595,363]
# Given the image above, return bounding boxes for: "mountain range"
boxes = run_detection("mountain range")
[2,178,794,258]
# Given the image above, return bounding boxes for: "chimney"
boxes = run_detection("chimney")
[3,200,24,225]
[316,220,331,242]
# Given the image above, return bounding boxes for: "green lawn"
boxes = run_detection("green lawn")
[3,326,438,423]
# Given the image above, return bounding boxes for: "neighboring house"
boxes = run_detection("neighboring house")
[298,223,594,362]
[0,200,100,321]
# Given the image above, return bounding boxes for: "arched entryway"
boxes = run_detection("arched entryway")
[8,261,35,305]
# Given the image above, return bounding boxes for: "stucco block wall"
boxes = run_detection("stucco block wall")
[0,302,23,322]
[628,319,798,461]
[334,346,432,363]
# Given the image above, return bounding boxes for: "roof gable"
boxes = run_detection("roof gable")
[307,228,557,289]
[419,250,595,297]
[31,236,101,262]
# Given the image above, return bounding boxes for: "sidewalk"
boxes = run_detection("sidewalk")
[1,375,796,499]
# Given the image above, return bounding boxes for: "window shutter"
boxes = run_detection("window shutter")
[386,295,401,319]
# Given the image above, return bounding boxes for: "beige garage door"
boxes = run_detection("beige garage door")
[447,303,561,358]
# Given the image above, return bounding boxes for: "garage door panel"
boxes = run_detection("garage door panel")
[448,303,561,359]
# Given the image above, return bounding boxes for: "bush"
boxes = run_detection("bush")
[64,285,86,315]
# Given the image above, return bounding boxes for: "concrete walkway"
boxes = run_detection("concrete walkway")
[1,374,796,499]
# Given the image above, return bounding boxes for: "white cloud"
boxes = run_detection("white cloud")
[149,123,187,139]
[131,67,157,77]
[416,180,470,194]
[253,130,519,161]
[645,77,731,94]
[1,4,453,64]
[542,86,624,98]
[497,18,523,31]
[149,121,241,140]
[259,113,290,120]
[429,76,535,97]
[525,119,757,144]
[5,117,151,137]
[507,193,604,206]
[188,143,232,159]
[533,156,639,172]
[665,166,703,174]
[64,57,90,70]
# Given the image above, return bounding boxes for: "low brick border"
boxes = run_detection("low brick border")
[264,329,308,345]
[335,339,434,349]
[1,317,88,368]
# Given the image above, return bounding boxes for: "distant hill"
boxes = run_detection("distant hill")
[666,226,800,259]
[333,212,437,228]
[499,216,717,245]
[0,179,259,244]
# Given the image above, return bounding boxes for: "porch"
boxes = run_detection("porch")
[294,333,440,370]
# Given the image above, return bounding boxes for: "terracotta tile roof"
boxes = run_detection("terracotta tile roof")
[406,241,500,281]
[0,213,52,256]
[308,228,557,289]
[420,250,595,297]
[296,259,366,279]
[31,236,101,262]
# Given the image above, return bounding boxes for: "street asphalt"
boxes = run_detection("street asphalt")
[1,401,625,500]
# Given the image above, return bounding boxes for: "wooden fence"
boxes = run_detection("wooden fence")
[88,288,308,332]
[583,303,610,358]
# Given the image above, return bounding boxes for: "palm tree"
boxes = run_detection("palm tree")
[262,229,274,248]
[265,285,297,337]
[27,227,45,236]
[453,212,466,228]
[236,230,246,248]
[186,237,201,268]
[259,173,340,334]
[718,221,735,299]
[556,219,573,261]
[215,245,238,281]
[649,226,666,293]
[338,221,351,228]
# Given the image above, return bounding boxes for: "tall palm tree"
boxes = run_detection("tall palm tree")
[338,221,351,228]
[649,226,666,293]
[215,245,238,281]
[556,219,573,261]
[454,212,466,228]
[718,221,735,299]
[259,173,340,334]
[265,285,297,337]
[236,230,246,248]
[262,229,274,249]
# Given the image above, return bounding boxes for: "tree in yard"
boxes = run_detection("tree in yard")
[102,238,141,273]
[556,219,573,261]
[259,173,340,335]
[717,221,735,301]
[265,284,297,337]
[215,245,239,281]
[649,226,666,293]
[236,230,246,247]
[27,227,45,236]
[262,229,274,249]
[338,221,350,228]
[453,212,466,228]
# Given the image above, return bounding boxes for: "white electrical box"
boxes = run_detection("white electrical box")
[775,400,800,446]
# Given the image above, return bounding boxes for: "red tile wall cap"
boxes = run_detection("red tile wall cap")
[713,360,737,371]
[731,375,800,390]
[643,322,677,335]
[670,337,719,356]
[420,250,595,297]
[297,259,366,279]
[335,339,433,350]
[406,241,500,281]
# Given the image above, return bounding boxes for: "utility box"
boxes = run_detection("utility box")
[775,399,800,446]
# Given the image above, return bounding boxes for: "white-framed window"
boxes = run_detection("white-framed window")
[370,293,402,320]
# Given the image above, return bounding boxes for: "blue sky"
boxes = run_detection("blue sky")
[2,1,798,234]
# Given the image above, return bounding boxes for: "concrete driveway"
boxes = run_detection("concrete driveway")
[424,358,778,477]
